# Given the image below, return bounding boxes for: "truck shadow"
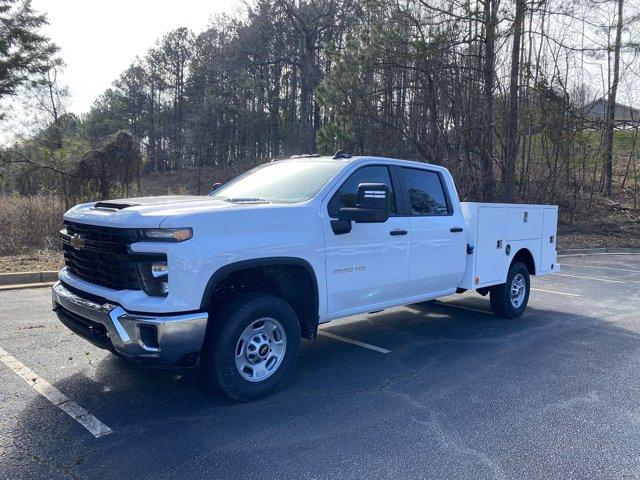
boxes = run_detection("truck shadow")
[8,301,640,478]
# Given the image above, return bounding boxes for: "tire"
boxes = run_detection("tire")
[201,292,301,401]
[489,262,530,319]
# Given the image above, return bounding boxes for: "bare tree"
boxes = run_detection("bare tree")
[503,0,526,202]
[602,0,624,196]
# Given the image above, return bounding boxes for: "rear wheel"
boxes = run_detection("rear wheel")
[201,292,301,401]
[489,262,530,319]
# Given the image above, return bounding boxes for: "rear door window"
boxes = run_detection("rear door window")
[400,168,450,216]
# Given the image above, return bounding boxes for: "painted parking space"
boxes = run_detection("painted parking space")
[559,253,640,272]
[560,262,640,275]
[317,330,391,353]
[530,287,580,297]
[0,346,112,438]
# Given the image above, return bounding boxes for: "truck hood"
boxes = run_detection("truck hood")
[63,195,270,228]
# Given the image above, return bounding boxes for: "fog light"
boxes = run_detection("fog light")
[136,258,169,297]
[151,261,168,278]
[139,324,159,350]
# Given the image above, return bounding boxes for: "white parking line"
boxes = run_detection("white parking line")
[562,263,640,274]
[318,331,390,354]
[554,273,638,284]
[0,346,112,438]
[531,288,580,297]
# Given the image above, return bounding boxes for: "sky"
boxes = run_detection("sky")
[32,0,242,115]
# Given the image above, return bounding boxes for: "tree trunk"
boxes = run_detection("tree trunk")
[149,80,157,171]
[503,0,526,202]
[602,0,624,197]
[299,37,316,153]
[47,79,62,150]
[480,0,497,201]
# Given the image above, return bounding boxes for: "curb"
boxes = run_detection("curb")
[0,281,56,292]
[558,247,640,257]
[0,271,58,287]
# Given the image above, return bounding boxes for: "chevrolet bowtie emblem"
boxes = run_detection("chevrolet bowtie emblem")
[70,234,86,250]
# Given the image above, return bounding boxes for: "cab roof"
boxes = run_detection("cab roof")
[277,153,445,173]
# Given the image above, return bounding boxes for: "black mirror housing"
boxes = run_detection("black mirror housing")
[338,183,390,223]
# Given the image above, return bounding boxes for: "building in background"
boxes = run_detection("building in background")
[583,99,640,130]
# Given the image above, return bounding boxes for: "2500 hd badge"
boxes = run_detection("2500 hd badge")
[333,266,367,274]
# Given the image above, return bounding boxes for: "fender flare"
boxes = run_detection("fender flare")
[510,247,536,275]
[199,257,320,319]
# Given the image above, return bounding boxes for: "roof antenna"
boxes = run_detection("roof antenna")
[333,150,352,159]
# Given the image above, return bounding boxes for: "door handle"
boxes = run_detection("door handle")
[389,229,408,236]
[450,227,464,233]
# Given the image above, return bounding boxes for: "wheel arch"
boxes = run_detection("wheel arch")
[200,257,320,339]
[511,248,536,275]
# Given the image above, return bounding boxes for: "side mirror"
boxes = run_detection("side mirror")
[338,183,390,223]
[209,182,223,194]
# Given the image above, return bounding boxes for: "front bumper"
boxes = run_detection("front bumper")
[51,281,208,367]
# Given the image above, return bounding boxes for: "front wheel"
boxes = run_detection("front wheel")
[489,262,530,319]
[201,292,301,401]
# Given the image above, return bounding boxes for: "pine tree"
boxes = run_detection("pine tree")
[0,0,58,113]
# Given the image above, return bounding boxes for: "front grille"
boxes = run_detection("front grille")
[65,221,138,245]
[61,221,143,290]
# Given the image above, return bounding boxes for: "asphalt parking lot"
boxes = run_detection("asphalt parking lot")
[1,254,640,480]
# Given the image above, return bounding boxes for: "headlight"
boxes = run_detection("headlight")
[136,259,169,297]
[138,228,192,242]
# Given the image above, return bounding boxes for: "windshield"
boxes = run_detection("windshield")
[211,161,345,203]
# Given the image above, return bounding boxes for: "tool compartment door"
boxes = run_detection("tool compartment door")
[540,207,558,273]
[506,206,543,241]
[475,206,508,286]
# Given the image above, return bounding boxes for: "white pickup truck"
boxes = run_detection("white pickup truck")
[52,153,558,400]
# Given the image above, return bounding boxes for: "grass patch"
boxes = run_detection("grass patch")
[0,195,66,256]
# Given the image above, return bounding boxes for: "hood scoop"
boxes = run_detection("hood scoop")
[92,195,200,211]
[93,200,140,210]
